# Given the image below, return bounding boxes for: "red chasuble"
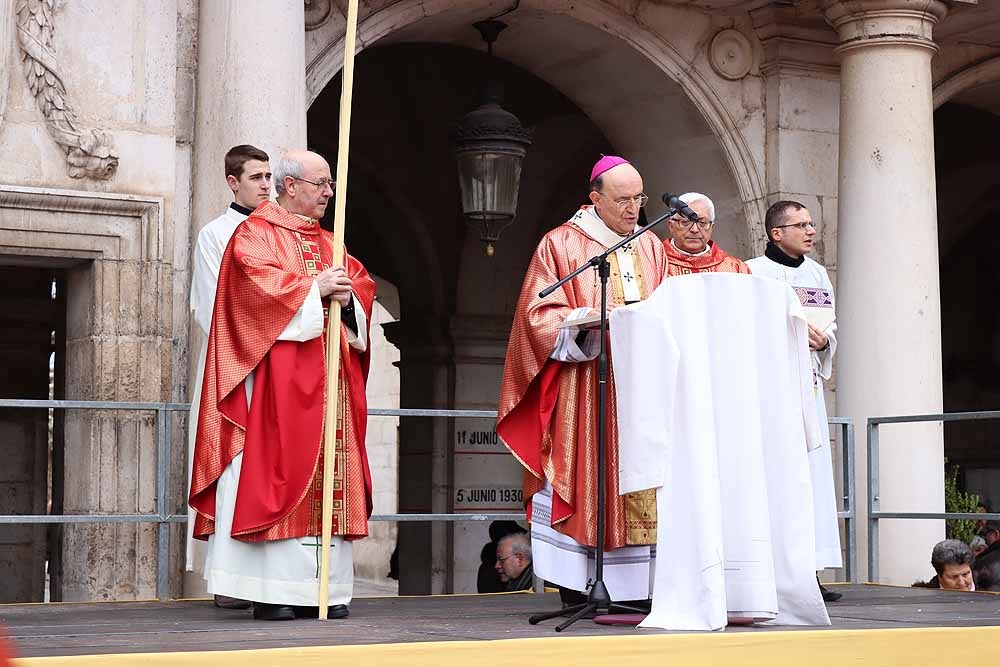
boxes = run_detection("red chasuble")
[497,209,668,551]
[189,201,376,543]
[665,240,751,276]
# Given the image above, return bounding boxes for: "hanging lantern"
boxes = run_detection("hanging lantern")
[451,20,532,257]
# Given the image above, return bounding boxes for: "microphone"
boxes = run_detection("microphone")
[661,193,699,221]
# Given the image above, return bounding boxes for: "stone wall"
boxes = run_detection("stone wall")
[0,0,184,600]
[0,0,994,598]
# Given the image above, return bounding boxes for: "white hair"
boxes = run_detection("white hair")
[272,153,305,195]
[679,192,716,221]
[498,532,532,560]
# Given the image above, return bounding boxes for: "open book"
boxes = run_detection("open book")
[558,311,602,330]
[795,286,835,331]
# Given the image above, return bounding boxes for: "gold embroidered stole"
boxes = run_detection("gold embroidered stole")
[612,243,657,545]
[296,232,350,536]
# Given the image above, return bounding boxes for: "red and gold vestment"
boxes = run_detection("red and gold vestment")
[497,207,668,550]
[665,240,751,276]
[190,201,375,543]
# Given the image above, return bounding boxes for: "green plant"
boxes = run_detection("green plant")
[945,459,980,544]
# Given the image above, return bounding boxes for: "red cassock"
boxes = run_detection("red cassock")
[665,240,751,276]
[497,212,668,551]
[189,201,375,543]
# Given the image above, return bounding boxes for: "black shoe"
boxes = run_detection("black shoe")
[214,594,252,610]
[252,602,296,620]
[293,604,350,619]
[819,584,843,602]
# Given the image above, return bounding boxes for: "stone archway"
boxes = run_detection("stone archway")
[305,1,760,593]
[308,40,621,592]
[305,0,766,253]
[934,97,1000,508]
[934,56,1000,110]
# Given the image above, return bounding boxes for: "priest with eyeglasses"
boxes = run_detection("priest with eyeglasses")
[496,155,668,605]
[747,200,843,602]
[190,150,376,621]
[662,192,751,276]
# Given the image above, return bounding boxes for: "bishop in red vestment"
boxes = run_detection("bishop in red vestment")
[189,150,375,621]
[497,157,668,601]
[664,192,751,276]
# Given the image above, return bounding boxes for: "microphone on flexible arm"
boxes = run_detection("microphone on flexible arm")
[661,193,700,221]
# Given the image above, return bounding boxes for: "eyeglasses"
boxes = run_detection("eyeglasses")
[496,555,512,563]
[292,176,335,190]
[671,216,713,230]
[603,193,649,211]
[774,222,817,231]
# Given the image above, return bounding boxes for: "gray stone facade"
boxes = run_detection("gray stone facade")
[0,0,998,600]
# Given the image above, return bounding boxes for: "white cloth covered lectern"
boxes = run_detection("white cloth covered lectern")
[609,273,831,631]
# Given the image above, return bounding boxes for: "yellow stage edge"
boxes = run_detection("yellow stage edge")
[13,624,996,667]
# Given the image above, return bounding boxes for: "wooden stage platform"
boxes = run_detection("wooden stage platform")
[4,585,1000,666]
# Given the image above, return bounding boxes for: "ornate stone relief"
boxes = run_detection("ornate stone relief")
[304,0,333,31]
[0,0,13,132]
[708,28,754,81]
[14,0,118,179]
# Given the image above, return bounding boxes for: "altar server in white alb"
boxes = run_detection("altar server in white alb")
[185,144,271,606]
[611,272,830,631]
[747,200,843,601]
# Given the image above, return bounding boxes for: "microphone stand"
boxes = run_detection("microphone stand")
[528,204,677,632]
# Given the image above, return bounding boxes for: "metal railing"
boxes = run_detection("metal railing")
[868,410,1000,582]
[0,399,856,598]
[0,399,190,600]
[831,417,859,583]
[0,400,526,599]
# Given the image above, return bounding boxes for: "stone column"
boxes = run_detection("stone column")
[383,317,454,595]
[822,0,948,585]
[449,315,520,594]
[191,0,307,231]
[184,0,307,596]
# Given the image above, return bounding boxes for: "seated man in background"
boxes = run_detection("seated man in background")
[495,532,534,592]
[477,521,528,593]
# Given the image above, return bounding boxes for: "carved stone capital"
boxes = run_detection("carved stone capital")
[820,0,949,55]
[751,4,840,76]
